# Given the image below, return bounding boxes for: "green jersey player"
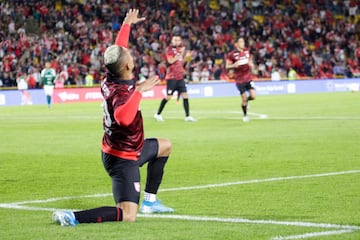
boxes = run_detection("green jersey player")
[40,62,57,108]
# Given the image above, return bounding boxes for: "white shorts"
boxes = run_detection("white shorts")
[44,85,54,96]
[18,81,28,90]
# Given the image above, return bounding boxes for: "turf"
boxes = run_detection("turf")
[0,92,359,239]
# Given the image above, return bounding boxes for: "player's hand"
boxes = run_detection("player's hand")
[234,61,241,67]
[136,76,160,93]
[123,9,146,25]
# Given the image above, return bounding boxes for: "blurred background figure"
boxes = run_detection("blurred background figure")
[271,67,281,81]
[16,72,32,105]
[40,62,57,108]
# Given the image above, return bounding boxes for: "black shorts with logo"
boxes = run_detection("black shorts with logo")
[102,138,159,204]
[166,79,187,95]
[236,81,255,95]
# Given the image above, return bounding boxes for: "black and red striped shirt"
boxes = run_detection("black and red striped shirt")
[101,77,143,160]
[101,22,144,161]
[227,48,252,84]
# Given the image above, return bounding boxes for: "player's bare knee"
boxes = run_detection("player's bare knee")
[164,139,172,154]
[158,138,172,156]
[181,92,188,98]
[163,139,172,155]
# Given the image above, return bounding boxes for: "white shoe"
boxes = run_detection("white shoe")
[243,116,249,122]
[154,113,164,122]
[185,116,197,122]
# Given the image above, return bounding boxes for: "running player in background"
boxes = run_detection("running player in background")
[16,72,32,105]
[226,37,256,122]
[52,9,174,227]
[154,34,196,122]
[40,62,57,108]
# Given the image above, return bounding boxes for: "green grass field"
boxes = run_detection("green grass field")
[1,92,360,240]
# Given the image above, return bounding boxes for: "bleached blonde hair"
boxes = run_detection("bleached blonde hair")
[104,45,127,76]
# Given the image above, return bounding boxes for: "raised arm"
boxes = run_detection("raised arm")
[115,9,146,47]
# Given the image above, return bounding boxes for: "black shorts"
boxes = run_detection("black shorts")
[102,138,159,204]
[236,81,255,95]
[166,79,187,95]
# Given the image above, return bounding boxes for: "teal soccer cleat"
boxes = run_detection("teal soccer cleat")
[139,200,174,214]
[52,211,79,226]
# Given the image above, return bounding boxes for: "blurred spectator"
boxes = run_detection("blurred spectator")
[85,69,94,87]
[288,68,297,80]
[16,72,32,105]
[200,66,210,82]
[26,70,37,89]
[213,63,225,80]
[1,72,13,87]
[271,67,281,81]
[191,65,200,82]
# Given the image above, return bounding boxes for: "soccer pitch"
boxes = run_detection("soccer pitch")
[0,92,359,240]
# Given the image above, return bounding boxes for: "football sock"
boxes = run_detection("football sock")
[144,191,157,202]
[46,95,51,106]
[183,98,190,117]
[145,157,169,194]
[242,104,247,116]
[74,206,123,223]
[247,96,254,101]
[157,98,168,114]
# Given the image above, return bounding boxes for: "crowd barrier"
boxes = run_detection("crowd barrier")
[0,78,359,106]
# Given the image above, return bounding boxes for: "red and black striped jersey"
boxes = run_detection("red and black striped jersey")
[165,46,185,80]
[227,48,252,84]
[101,77,144,160]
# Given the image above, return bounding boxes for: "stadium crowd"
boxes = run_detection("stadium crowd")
[0,0,359,88]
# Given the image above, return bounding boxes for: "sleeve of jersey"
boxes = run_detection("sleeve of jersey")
[114,91,142,126]
[115,24,130,48]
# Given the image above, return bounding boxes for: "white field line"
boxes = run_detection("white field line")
[272,229,355,240]
[0,115,100,120]
[4,109,359,121]
[137,214,360,231]
[260,116,360,120]
[148,110,360,120]
[3,170,359,206]
[0,204,65,212]
[159,170,360,193]
[1,170,359,239]
[180,109,360,119]
[2,170,360,206]
[6,193,112,205]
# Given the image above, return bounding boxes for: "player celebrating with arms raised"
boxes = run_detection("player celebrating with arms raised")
[53,9,174,227]
[226,37,256,122]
